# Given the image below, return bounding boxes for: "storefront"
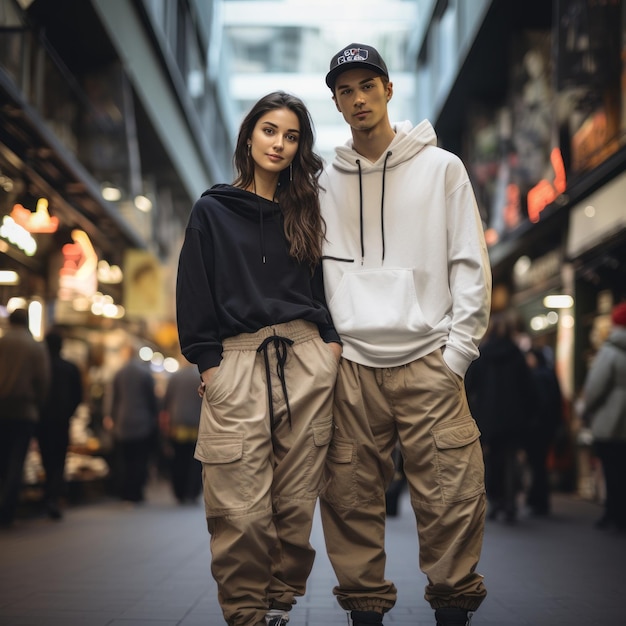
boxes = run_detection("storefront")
[566,170,626,390]
[416,0,626,497]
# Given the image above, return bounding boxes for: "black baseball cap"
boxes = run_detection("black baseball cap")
[325,43,389,90]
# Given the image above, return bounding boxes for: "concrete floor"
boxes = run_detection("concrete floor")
[0,481,622,625]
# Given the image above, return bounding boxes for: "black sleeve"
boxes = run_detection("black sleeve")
[176,226,223,372]
[310,263,341,344]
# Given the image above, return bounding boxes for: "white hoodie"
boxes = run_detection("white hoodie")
[320,120,492,376]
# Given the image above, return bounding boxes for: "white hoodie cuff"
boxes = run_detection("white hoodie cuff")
[442,346,471,378]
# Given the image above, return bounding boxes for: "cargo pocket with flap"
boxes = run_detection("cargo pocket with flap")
[321,435,357,508]
[194,433,251,515]
[431,416,484,504]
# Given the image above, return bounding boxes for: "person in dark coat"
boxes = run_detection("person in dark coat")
[583,302,626,530]
[465,312,537,523]
[160,363,202,504]
[0,309,50,527]
[38,331,83,519]
[523,347,563,516]
[105,343,158,503]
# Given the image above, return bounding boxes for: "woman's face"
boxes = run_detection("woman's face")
[249,107,300,177]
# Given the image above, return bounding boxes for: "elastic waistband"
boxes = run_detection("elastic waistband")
[222,320,320,351]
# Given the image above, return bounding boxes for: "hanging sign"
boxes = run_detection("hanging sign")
[10,198,59,233]
[58,229,98,300]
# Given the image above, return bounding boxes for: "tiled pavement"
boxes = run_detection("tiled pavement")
[0,481,623,626]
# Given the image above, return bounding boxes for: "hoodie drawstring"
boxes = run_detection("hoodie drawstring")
[257,334,294,430]
[380,151,391,262]
[356,159,364,265]
[257,197,266,264]
[356,151,392,264]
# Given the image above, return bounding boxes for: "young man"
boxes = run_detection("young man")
[319,43,492,626]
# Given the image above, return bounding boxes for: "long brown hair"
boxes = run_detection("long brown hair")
[233,91,325,267]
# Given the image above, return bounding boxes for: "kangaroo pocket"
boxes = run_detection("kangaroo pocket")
[329,269,433,342]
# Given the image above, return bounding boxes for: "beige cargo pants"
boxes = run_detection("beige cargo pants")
[320,348,487,615]
[194,320,338,626]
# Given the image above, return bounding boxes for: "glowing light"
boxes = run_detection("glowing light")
[0,271,19,285]
[163,357,179,373]
[59,230,98,300]
[513,256,531,276]
[7,297,27,312]
[134,195,153,212]
[151,351,164,367]
[527,148,566,223]
[101,184,122,202]
[484,228,499,246]
[0,216,37,255]
[97,260,123,284]
[543,294,574,309]
[139,346,154,362]
[530,315,548,331]
[10,198,59,233]
[28,300,43,340]
[546,311,559,325]
[102,303,120,318]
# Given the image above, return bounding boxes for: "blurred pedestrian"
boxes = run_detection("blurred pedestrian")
[104,343,158,504]
[0,309,50,527]
[465,313,536,523]
[38,330,83,520]
[160,362,202,505]
[176,91,341,626]
[319,43,491,626]
[582,302,626,531]
[523,347,563,516]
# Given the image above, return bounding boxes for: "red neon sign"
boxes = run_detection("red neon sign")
[10,198,59,233]
[527,148,566,223]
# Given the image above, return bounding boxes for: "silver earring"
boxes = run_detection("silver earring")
[289,162,293,181]
[247,143,251,155]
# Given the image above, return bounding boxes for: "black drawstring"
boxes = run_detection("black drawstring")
[258,198,266,264]
[355,152,392,264]
[380,151,392,262]
[356,159,364,265]
[257,335,294,430]
[252,180,267,263]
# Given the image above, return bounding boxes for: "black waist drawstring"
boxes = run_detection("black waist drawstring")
[256,335,294,430]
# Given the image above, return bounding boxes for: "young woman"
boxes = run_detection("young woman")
[176,91,341,626]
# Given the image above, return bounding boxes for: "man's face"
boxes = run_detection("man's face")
[332,68,393,133]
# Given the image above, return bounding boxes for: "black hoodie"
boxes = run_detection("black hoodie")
[176,184,339,372]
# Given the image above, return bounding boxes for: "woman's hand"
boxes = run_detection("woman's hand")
[328,341,343,362]
[198,366,219,397]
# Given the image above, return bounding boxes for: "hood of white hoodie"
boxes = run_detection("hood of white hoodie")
[331,119,437,172]
[325,119,438,266]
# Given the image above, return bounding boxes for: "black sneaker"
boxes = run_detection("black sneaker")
[350,610,384,625]
[435,608,473,625]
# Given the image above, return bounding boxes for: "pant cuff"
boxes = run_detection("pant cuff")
[269,600,292,611]
[430,598,484,612]
[338,598,393,612]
